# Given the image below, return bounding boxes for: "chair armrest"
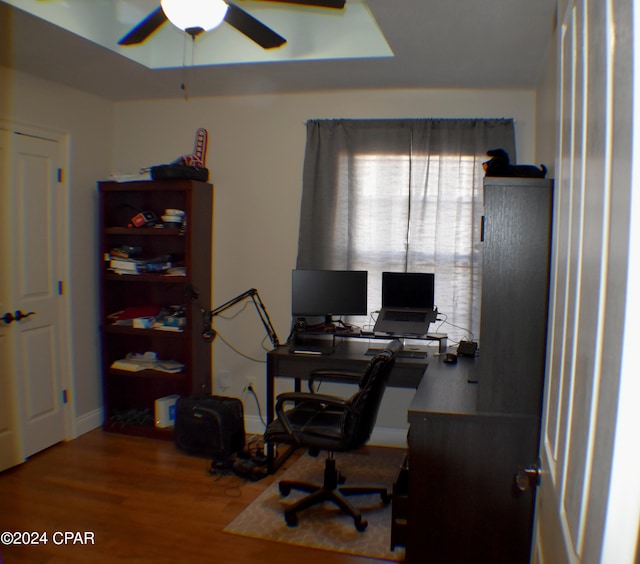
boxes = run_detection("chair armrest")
[275,391,349,412]
[308,369,362,393]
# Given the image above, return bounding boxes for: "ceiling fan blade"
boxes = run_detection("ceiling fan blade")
[261,0,345,8]
[118,6,168,46]
[224,3,287,49]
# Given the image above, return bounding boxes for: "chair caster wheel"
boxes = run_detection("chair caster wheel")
[285,512,298,527]
[279,483,291,497]
[355,518,368,532]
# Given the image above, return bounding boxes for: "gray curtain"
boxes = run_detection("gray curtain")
[296,118,515,341]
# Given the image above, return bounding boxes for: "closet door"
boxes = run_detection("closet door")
[0,129,68,470]
[0,131,22,471]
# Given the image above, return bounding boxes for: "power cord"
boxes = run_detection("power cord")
[245,384,266,428]
[215,331,267,363]
[434,312,476,345]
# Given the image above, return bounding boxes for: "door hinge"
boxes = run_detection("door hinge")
[62,389,69,404]
[57,168,63,183]
[58,281,64,295]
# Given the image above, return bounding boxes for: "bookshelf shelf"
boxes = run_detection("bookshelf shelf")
[107,368,188,380]
[99,179,213,439]
[103,420,173,439]
[104,227,184,236]
[102,324,188,338]
[103,272,188,283]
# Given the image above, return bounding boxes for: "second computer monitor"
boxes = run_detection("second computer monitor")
[291,269,368,322]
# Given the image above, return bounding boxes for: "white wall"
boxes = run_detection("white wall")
[113,88,538,437]
[1,66,113,434]
[0,69,540,439]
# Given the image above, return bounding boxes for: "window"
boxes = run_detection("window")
[297,119,515,343]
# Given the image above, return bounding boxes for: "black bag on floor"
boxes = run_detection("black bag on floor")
[174,395,245,458]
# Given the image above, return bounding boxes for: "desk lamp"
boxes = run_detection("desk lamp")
[188,286,280,349]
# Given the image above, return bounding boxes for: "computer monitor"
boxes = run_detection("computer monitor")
[291,269,368,324]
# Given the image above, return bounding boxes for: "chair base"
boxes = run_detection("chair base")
[278,456,391,532]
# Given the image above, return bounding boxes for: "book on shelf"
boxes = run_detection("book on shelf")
[109,257,139,272]
[107,305,185,332]
[108,306,163,324]
[137,261,173,273]
[153,325,183,332]
[108,254,174,274]
[109,245,142,259]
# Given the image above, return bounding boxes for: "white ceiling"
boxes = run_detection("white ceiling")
[1,0,558,101]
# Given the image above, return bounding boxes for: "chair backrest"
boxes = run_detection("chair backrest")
[342,339,402,450]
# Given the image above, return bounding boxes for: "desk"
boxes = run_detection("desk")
[265,344,538,561]
[405,353,539,563]
[265,338,429,473]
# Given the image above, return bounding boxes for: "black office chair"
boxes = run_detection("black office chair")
[264,339,403,532]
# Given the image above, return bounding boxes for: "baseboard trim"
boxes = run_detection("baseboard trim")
[74,408,103,438]
[244,414,267,437]
[71,411,408,449]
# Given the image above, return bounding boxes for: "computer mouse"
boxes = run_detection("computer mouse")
[443,353,458,364]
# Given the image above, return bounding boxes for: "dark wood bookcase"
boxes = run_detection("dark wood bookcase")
[98,179,213,439]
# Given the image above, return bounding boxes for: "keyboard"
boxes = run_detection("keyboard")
[365,347,428,359]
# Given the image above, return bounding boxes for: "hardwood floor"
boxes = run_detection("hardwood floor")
[0,430,384,564]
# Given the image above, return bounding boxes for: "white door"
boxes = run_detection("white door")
[0,128,68,470]
[0,132,22,470]
[533,0,640,562]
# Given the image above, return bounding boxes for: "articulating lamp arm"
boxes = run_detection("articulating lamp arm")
[202,288,280,348]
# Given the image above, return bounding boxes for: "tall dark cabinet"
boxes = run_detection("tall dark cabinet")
[98,180,213,439]
[405,177,553,563]
[477,177,554,415]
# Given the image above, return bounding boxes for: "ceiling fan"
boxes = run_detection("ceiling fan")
[118,0,346,49]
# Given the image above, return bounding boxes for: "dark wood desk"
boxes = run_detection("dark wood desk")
[266,338,429,473]
[406,354,539,563]
[265,343,539,561]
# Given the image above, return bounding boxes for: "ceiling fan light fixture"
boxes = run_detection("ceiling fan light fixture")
[160,0,229,33]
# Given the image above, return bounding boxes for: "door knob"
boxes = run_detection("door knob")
[515,459,542,492]
[14,310,36,321]
[1,310,36,324]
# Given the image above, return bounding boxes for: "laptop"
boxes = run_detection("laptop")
[373,272,437,335]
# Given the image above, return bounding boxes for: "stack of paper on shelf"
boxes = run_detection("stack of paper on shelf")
[110,351,184,374]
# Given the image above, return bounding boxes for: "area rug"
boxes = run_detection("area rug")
[224,448,407,562]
